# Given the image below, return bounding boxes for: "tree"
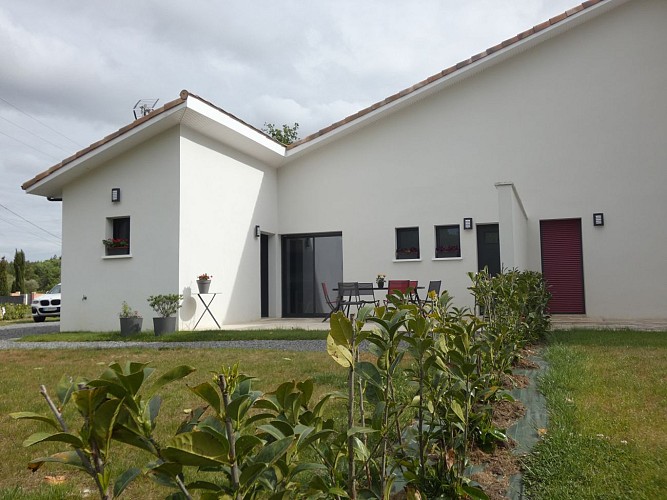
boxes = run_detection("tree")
[12,249,26,294]
[27,255,61,291]
[0,257,9,296]
[262,122,299,145]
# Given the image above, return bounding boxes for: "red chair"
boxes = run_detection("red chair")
[387,280,410,294]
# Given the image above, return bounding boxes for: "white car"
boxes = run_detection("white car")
[32,283,61,322]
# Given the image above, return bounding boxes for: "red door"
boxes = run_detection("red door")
[540,219,585,314]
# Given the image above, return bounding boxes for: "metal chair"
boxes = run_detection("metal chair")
[409,280,420,303]
[337,282,363,317]
[419,280,442,308]
[358,282,378,307]
[321,282,342,322]
[387,280,410,294]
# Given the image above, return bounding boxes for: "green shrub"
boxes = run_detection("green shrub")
[0,303,31,321]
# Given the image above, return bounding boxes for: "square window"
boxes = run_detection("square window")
[435,225,461,258]
[396,227,420,260]
[105,217,130,256]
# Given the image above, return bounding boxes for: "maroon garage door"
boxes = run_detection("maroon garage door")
[540,219,585,314]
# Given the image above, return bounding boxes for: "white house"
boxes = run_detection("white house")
[23,0,667,331]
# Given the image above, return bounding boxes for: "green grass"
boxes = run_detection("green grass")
[523,329,667,499]
[18,328,329,342]
[0,347,347,499]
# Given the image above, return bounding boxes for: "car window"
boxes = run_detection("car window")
[49,284,61,294]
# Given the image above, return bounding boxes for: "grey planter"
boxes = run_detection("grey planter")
[197,279,211,294]
[120,317,143,336]
[153,316,177,336]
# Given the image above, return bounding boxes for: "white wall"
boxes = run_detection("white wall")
[178,126,279,327]
[278,0,667,319]
[61,128,181,331]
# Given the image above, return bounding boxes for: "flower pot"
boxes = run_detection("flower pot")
[120,317,143,336]
[153,317,177,336]
[106,247,129,256]
[197,279,211,294]
[377,281,385,289]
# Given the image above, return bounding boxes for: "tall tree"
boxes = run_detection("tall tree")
[0,257,9,296]
[262,122,299,145]
[12,249,26,293]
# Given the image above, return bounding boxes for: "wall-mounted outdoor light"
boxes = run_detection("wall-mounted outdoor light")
[111,188,121,202]
[463,217,473,230]
[593,213,604,227]
[255,225,261,238]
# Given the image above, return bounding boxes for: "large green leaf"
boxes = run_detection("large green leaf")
[326,336,354,368]
[163,431,229,466]
[27,451,87,473]
[225,394,252,423]
[9,412,58,430]
[55,374,78,407]
[113,467,141,498]
[24,431,84,448]
[239,462,267,488]
[188,382,221,415]
[253,436,295,465]
[150,365,196,395]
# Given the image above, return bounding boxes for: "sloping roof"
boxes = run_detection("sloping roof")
[23,0,613,192]
[286,0,612,149]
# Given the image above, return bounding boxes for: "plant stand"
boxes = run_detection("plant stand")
[119,317,143,336]
[153,317,177,336]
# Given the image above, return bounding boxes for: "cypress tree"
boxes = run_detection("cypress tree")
[0,257,9,296]
[12,249,26,294]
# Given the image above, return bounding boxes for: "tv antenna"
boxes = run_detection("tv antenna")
[133,99,159,119]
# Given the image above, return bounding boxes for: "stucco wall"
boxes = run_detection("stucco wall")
[178,127,279,328]
[278,0,667,319]
[61,127,180,331]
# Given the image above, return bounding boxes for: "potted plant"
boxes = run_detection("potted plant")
[103,238,129,256]
[119,301,142,336]
[196,273,212,294]
[147,294,182,336]
[376,274,386,288]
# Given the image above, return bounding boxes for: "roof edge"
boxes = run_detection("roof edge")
[286,0,612,150]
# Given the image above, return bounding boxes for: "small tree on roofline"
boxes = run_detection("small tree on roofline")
[262,122,299,145]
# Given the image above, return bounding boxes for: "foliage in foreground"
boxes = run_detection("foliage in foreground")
[12,270,550,499]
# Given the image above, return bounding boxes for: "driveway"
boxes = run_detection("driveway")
[0,321,60,340]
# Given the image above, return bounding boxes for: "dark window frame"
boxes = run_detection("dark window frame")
[105,216,131,256]
[434,224,461,259]
[395,227,420,260]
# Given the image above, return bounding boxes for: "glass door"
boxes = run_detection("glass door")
[282,233,343,317]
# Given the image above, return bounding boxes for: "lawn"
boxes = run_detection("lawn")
[18,329,329,343]
[523,329,667,499]
[2,329,666,499]
[0,347,346,499]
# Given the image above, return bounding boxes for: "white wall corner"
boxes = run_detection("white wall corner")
[495,182,529,270]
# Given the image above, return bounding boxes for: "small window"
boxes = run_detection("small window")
[435,225,461,258]
[396,227,420,260]
[105,217,130,256]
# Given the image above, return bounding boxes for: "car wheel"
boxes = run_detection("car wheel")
[33,316,46,323]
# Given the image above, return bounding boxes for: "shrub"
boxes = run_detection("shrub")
[0,303,31,320]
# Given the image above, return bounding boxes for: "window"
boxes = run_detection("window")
[105,217,130,256]
[435,225,461,258]
[395,227,420,260]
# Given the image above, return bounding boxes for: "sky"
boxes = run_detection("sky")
[1,0,578,262]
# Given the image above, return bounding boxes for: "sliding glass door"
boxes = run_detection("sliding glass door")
[282,232,342,317]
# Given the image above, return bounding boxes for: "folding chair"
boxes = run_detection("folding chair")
[358,282,378,307]
[321,282,342,322]
[337,282,363,317]
[419,280,442,308]
[409,280,420,303]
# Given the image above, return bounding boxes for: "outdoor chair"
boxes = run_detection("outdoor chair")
[409,280,420,303]
[321,282,342,322]
[337,281,364,317]
[387,280,411,294]
[419,280,442,308]
[358,282,378,308]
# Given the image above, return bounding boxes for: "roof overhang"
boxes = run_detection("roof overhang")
[23,92,287,198]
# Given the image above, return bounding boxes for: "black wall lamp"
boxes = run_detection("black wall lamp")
[593,213,604,227]
[463,217,473,230]
[255,225,261,238]
[111,188,121,202]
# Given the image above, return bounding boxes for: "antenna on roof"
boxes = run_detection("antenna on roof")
[132,99,159,119]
